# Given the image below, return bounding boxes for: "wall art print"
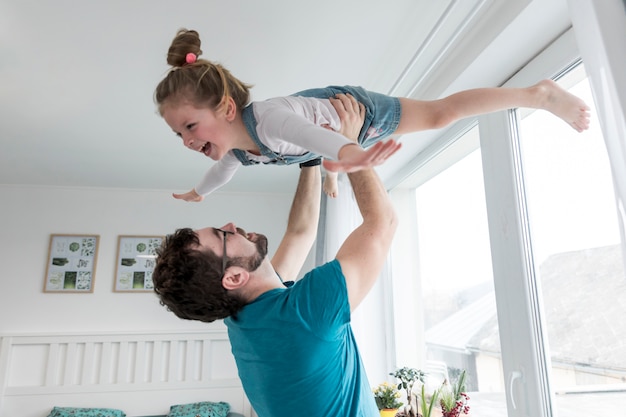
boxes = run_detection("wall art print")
[44,234,99,292]
[114,235,163,292]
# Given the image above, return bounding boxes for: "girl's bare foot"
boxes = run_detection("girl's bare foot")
[534,79,591,132]
[323,171,339,198]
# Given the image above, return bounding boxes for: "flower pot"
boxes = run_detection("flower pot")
[380,409,398,417]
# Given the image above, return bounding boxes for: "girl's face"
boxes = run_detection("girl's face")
[161,102,233,161]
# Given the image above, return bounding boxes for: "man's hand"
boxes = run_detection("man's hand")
[329,93,365,142]
[326,93,401,173]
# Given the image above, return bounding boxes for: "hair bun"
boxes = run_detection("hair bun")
[167,28,203,67]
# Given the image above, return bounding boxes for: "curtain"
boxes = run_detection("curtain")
[319,174,361,263]
[318,172,395,383]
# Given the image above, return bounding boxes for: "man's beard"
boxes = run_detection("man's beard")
[231,233,268,272]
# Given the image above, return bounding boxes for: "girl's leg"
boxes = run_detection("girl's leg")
[395,79,590,134]
[323,170,339,198]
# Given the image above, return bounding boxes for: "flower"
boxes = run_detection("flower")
[373,381,403,410]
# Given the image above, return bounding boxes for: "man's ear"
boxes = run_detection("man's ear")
[222,266,250,290]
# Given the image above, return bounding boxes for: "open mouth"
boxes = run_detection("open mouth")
[199,142,211,157]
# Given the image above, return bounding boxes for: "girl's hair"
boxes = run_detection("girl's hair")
[154,29,253,115]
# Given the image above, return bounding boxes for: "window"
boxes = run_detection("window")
[391,126,508,416]
[518,66,626,415]
[414,131,507,414]
[390,23,626,417]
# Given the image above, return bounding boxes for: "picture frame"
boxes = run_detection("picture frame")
[114,235,164,292]
[44,234,100,293]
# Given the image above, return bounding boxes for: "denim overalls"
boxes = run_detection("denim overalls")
[233,106,317,166]
[233,86,401,166]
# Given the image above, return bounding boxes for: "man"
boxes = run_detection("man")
[153,94,400,417]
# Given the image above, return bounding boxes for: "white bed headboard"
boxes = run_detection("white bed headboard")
[0,330,253,417]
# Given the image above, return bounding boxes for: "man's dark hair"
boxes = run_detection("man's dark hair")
[152,228,246,322]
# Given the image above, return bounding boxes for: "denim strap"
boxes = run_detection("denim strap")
[233,105,317,166]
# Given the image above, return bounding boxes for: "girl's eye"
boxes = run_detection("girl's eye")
[186,123,195,130]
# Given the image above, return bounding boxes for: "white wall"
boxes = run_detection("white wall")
[0,184,302,334]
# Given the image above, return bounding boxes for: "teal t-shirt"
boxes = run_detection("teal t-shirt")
[224,260,378,417]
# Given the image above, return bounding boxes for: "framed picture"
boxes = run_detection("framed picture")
[44,234,100,292]
[114,235,164,292]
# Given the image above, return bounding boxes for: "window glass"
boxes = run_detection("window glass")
[414,128,507,415]
[519,66,626,415]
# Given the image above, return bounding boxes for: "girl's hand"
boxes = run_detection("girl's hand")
[323,140,402,173]
[172,188,204,202]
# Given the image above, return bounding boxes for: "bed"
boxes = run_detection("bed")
[0,330,253,417]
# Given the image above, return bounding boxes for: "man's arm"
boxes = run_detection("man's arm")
[271,164,321,282]
[271,93,366,282]
[335,168,398,311]
[323,93,401,174]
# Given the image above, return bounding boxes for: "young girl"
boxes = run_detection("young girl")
[155,29,590,201]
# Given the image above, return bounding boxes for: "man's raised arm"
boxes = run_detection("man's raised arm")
[335,168,398,311]
[270,164,321,282]
[271,93,367,282]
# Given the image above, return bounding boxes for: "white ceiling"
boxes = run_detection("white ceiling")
[0,0,571,195]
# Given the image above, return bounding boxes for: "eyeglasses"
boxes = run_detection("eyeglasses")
[216,228,234,275]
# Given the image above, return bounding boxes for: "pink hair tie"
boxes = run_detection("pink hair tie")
[185,52,197,64]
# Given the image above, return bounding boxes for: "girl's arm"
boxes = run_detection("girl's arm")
[258,105,355,160]
[258,96,399,170]
[172,153,241,202]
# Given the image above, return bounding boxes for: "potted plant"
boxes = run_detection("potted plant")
[418,382,440,417]
[373,381,403,417]
[390,367,426,417]
[439,370,470,417]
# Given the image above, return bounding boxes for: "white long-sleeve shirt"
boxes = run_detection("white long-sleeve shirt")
[195,95,355,196]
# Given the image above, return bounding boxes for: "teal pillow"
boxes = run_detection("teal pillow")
[47,407,126,417]
[167,401,230,417]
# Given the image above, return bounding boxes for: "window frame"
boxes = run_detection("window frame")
[478,19,626,415]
